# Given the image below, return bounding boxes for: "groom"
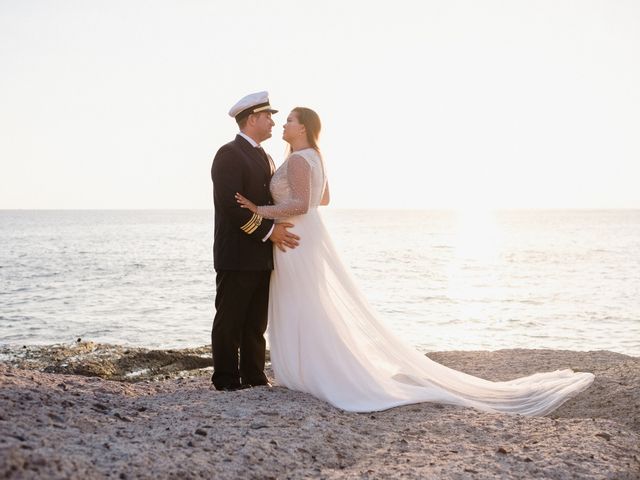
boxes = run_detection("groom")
[210,91,299,391]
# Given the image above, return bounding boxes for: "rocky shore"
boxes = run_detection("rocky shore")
[1,343,638,479]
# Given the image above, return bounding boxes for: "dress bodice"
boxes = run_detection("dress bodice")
[257,148,326,219]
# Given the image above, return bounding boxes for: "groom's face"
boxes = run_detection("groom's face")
[253,112,275,142]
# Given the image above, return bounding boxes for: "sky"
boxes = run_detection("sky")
[1,0,639,210]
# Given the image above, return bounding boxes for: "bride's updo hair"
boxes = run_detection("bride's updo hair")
[293,107,321,151]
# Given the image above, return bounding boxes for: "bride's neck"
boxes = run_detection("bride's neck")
[289,138,312,153]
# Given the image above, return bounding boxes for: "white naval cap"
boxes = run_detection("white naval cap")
[228,91,278,121]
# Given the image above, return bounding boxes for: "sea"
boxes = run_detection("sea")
[1,209,638,356]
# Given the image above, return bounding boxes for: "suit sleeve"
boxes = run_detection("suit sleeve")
[211,147,274,240]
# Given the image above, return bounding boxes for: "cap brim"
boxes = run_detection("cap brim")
[234,105,278,121]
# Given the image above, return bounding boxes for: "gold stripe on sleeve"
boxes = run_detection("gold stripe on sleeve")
[240,213,263,234]
[240,213,258,232]
[244,214,263,234]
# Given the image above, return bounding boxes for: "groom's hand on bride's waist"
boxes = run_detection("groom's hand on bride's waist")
[270,223,300,252]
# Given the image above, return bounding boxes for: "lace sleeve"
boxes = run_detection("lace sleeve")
[257,154,311,219]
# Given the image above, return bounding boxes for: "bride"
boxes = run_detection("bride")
[235,107,594,415]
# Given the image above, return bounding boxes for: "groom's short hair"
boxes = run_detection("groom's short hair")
[236,116,249,129]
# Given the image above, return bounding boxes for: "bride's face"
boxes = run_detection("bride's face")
[282,112,305,143]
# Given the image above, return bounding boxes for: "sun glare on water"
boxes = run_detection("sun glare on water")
[443,209,506,340]
[452,208,502,260]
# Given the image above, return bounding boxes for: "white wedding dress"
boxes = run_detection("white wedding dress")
[257,148,594,415]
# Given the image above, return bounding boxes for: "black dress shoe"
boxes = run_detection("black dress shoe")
[215,384,250,392]
[244,381,272,388]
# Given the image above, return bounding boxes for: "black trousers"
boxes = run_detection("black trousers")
[211,270,270,388]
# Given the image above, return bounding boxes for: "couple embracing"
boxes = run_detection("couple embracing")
[210,91,593,415]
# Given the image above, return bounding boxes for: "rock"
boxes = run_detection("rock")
[0,342,213,382]
[113,412,132,422]
[0,348,638,479]
[47,412,64,423]
[195,428,207,436]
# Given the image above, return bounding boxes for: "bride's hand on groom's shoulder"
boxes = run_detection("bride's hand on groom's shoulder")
[271,223,300,252]
[235,192,258,213]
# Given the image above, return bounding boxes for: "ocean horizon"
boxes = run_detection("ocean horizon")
[1,209,638,356]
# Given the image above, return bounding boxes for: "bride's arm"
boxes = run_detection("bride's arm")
[236,154,311,219]
[320,181,330,206]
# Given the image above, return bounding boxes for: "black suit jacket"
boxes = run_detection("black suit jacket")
[211,135,275,271]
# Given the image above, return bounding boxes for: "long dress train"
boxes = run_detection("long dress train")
[256,148,594,415]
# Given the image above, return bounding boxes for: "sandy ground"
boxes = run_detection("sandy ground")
[0,346,638,479]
